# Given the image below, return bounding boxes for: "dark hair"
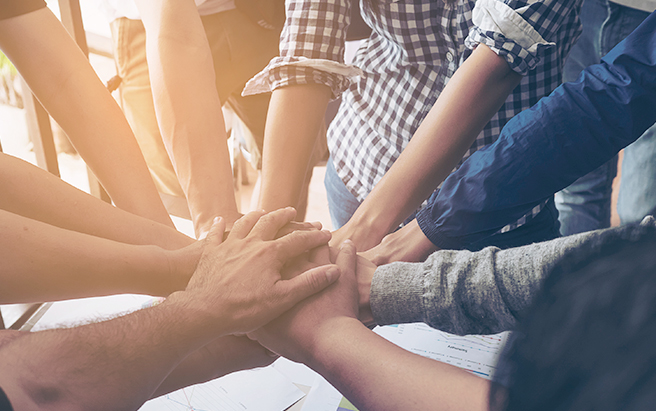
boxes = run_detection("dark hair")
[494,226,656,411]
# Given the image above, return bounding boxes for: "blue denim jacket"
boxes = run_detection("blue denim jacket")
[416,10,656,250]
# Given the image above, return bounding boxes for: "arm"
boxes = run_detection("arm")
[332,44,522,249]
[259,84,332,212]
[0,209,338,411]
[0,208,200,303]
[0,153,192,250]
[151,336,275,398]
[0,7,172,227]
[331,0,584,250]
[251,241,490,411]
[415,15,656,250]
[244,0,356,213]
[135,0,240,236]
[366,11,656,257]
[360,218,656,334]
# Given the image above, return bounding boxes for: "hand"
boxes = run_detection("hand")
[163,218,323,295]
[174,208,340,336]
[197,211,243,240]
[330,219,385,252]
[248,240,359,365]
[361,219,438,265]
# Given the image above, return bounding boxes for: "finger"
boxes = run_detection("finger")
[275,221,320,239]
[276,264,340,308]
[276,229,332,261]
[204,217,226,245]
[335,240,357,280]
[249,207,297,240]
[361,247,388,266]
[230,210,266,239]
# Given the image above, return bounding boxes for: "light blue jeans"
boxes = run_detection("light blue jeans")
[555,0,655,235]
[324,157,362,229]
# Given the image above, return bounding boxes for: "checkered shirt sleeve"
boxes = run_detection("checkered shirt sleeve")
[466,0,582,75]
[242,0,361,98]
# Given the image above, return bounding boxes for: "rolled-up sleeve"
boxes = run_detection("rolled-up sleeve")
[465,0,579,75]
[242,0,362,98]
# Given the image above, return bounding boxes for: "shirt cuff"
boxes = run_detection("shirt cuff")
[242,56,363,98]
[465,0,555,75]
[370,262,428,326]
[416,206,465,250]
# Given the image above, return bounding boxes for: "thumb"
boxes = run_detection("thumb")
[204,217,226,245]
[277,265,341,306]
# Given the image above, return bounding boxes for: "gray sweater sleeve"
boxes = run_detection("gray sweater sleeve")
[370,216,656,335]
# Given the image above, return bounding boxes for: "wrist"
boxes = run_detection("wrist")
[305,317,365,369]
[164,291,230,338]
[161,242,202,295]
[347,209,392,248]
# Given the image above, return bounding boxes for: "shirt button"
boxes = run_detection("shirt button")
[446,52,454,62]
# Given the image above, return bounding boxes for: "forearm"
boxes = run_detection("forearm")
[307,318,489,411]
[345,45,521,247]
[152,336,273,398]
[0,153,192,249]
[259,84,332,213]
[416,21,656,249]
[0,209,197,303]
[370,218,656,334]
[0,8,172,226]
[0,299,216,411]
[136,0,239,235]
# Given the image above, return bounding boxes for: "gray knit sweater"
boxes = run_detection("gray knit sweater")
[370,216,656,335]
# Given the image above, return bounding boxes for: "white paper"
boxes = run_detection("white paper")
[300,375,345,411]
[139,366,305,411]
[273,358,317,387]
[374,323,509,380]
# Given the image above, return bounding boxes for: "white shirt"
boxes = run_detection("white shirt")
[98,0,235,22]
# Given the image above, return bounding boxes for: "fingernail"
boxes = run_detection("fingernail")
[326,267,340,282]
[213,216,222,224]
[311,221,322,229]
[340,239,354,250]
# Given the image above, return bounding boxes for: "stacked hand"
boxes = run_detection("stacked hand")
[170,208,341,337]
[248,240,360,365]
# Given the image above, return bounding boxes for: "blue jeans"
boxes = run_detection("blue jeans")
[326,156,561,249]
[325,157,361,229]
[556,0,654,235]
[618,126,656,224]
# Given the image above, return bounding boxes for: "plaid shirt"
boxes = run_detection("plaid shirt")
[244,0,582,233]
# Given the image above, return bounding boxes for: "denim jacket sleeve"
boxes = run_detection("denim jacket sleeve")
[417,11,656,250]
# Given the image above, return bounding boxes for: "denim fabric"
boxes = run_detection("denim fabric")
[416,11,656,250]
[324,157,361,229]
[465,198,561,251]
[556,0,653,234]
[555,157,617,235]
[618,126,656,223]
